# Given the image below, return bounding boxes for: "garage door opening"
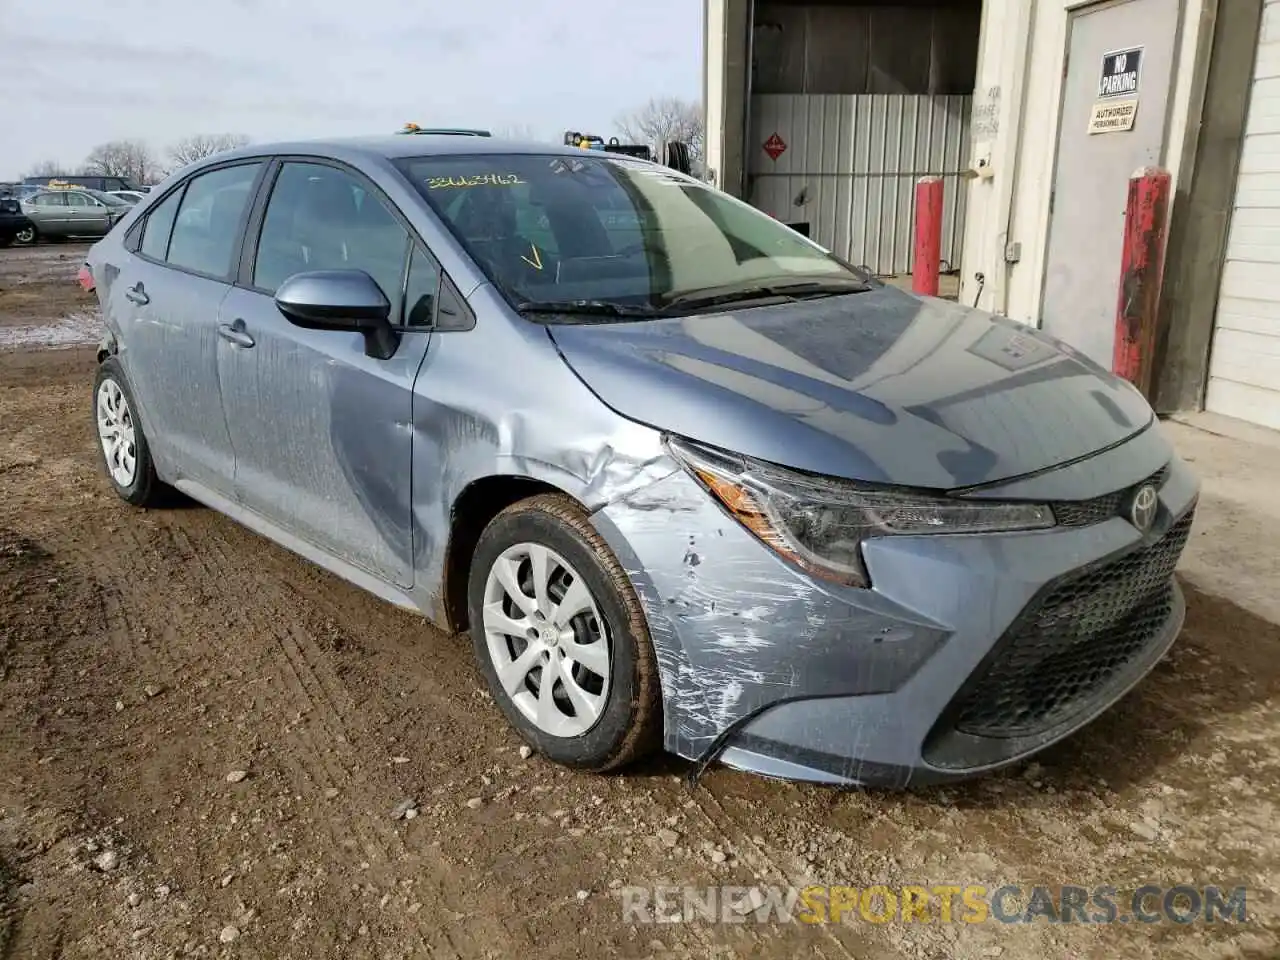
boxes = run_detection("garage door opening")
[747,0,981,277]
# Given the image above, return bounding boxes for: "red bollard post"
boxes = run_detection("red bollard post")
[913,176,944,297]
[1113,167,1172,395]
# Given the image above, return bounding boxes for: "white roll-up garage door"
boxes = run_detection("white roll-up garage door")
[1206,1,1280,430]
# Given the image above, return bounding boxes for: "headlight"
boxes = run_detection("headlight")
[666,437,1055,588]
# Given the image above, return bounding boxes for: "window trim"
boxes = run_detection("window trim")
[131,158,272,284]
[238,154,472,333]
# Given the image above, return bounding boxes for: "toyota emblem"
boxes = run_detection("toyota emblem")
[1128,484,1158,532]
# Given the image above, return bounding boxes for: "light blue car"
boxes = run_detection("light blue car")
[85,135,1199,787]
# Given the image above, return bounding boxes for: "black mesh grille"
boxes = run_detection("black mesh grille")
[1051,465,1171,527]
[952,509,1194,738]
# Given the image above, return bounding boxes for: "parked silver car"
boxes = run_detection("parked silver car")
[84,136,1199,787]
[20,188,131,242]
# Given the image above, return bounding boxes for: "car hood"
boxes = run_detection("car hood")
[545,285,1154,490]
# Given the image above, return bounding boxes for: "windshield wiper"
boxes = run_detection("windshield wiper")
[516,299,669,320]
[664,277,872,311]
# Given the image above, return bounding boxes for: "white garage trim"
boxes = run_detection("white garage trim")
[1207,0,1280,430]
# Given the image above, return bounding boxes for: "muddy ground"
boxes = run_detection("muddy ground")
[0,244,1276,959]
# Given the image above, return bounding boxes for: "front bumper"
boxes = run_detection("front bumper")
[591,423,1199,787]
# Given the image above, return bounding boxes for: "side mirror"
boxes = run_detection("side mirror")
[274,270,400,359]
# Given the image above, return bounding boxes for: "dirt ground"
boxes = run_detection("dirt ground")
[1,244,1277,960]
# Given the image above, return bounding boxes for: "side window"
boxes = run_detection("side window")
[403,245,440,327]
[35,193,66,207]
[140,188,184,261]
[166,163,262,278]
[253,162,409,301]
[65,192,90,207]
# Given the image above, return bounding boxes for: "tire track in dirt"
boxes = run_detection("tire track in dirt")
[1,491,438,950]
[0,412,544,958]
[123,512,825,958]
[169,517,546,957]
[97,514,453,956]
[158,515,556,957]
[71,498,552,956]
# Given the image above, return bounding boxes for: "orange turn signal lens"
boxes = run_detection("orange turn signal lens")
[693,467,862,586]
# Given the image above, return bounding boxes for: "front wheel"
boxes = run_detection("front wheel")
[468,493,662,771]
[94,358,164,507]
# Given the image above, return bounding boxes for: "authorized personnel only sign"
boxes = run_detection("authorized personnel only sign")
[1088,99,1139,134]
[1099,48,1142,99]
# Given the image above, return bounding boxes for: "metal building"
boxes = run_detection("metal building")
[706,0,1280,435]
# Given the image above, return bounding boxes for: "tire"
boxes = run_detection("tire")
[93,357,164,507]
[665,141,692,175]
[468,493,662,771]
[13,224,35,246]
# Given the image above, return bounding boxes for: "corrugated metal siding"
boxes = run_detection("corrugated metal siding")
[1206,0,1280,430]
[746,94,971,276]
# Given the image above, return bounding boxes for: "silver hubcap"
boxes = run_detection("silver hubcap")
[15,227,33,244]
[96,379,137,487]
[482,543,611,738]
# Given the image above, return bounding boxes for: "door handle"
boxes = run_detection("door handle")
[124,283,149,306]
[217,320,256,349]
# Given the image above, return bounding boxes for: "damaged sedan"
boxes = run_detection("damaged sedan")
[85,134,1198,787]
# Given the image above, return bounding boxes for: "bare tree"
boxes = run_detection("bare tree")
[82,140,159,185]
[615,97,705,162]
[22,159,72,178]
[167,133,251,172]
[493,123,542,142]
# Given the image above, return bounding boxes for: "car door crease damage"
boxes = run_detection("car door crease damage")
[85,134,1200,787]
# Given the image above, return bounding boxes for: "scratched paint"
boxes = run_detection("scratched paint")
[592,469,954,764]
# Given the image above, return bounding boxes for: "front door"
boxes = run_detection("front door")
[1040,0,1179,367]
[217,160,437,588]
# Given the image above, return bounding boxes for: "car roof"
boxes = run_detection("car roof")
[212,135,649,164]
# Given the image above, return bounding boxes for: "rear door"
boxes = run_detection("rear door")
[217,159,436,587]
[110,161,266,495]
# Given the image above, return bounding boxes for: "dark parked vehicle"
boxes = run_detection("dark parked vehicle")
[84,135,1199,787]
[0,195,34,246]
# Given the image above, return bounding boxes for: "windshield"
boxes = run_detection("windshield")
[89,189,130,207]
[396,153,867,312]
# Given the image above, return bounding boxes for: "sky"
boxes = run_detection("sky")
[0,0,703,178]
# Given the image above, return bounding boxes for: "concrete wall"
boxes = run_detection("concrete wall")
[705,0,751,198]
[1155,0,1265,413]
[961,0,1213,323]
